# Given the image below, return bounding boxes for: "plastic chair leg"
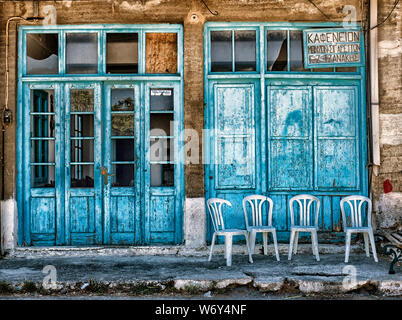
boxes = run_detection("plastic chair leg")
[288,230,295,260]
[208,233,216,262]
[225,234,233,267]
[368,230,378,262]
[272,230,280,261]
[249,230,257,256]
[363,233,370,257]
[294,231,299,254]
[244,233,253,264]
[311,230,320,262]
[345,231,351,263]
[263,232,268,255]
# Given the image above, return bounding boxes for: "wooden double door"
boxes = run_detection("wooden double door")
[22,81,182,246]
[205,79,367,241]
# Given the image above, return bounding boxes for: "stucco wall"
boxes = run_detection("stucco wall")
[0,0,400,248]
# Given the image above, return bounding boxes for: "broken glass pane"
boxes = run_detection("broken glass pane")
[27,33,59,74]
[267,30,287,71]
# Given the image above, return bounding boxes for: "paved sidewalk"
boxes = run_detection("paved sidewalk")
[0,244,400,297]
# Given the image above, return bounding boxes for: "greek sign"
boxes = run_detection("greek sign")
[303,28,363,68]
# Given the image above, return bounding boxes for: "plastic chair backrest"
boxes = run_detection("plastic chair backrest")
[340,195,372,228]
[289,194,320,227]
[207,198,232,232]
[242,195,274,228]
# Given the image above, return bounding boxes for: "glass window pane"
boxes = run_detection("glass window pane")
[290,30,309,72]
[71,139,94,162]
[66,33,98,74]
[31,115,55,138]
[71,164,94,188]
[267,30,287,71]
[27,33,58,74]
[112,139,134,162]
[151,164,174,187]
[150,113,173,136]
[111,89,134,111]
[112,164,135,187]
[71,89,94,112]
[107,33,138,74]
[235,30,256,71]
[71,114,94,137]
[31,165,55,188]
[211,30,232,72]
[31,140,55,163]
[146,33,177,74]
[31,89,54,113]
[150,138,174,162]
[150,89,173,111]
[112,114,134,136]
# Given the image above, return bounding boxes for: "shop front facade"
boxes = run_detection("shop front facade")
[0,0,400,249]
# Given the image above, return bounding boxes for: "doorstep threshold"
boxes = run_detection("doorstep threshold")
[5,243,363,259]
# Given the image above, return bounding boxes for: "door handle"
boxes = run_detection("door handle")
[99,166,115,185]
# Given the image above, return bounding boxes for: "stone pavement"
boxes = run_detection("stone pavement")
[0,244,400,297]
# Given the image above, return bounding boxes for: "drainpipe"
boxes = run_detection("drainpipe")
[369,0,380,176]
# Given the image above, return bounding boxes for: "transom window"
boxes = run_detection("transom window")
[24,28,180,76]
[208,25,360,74]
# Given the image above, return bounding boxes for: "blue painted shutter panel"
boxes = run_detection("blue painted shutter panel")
[214,84,255,189]
[314,86,359,190]
[268,86,313,190]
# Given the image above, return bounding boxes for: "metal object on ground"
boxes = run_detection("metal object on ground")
[382,232,402,274]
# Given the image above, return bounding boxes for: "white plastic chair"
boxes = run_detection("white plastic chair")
[340,195,378,263]
[207,198,253,266]
[243,195,280,261]
[288,194,321,261]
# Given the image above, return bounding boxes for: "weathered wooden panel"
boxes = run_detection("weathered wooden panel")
[216,136,254,188]
[111,196,135,233]
[268,86,312,190]
[30,197,55,234]
[315,87,359,190]
[214,84,255,189]
[270,140,312,189]
[150,195,175,233]
[69,196,95,233]
[146,33,177,74]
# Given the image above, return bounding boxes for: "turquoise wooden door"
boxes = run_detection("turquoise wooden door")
[206,80,262,238]
[23,81,181,246]
[206,80,364,242]
[65,83,103,245]
[23,83,63,245]
[103,84,141,245]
